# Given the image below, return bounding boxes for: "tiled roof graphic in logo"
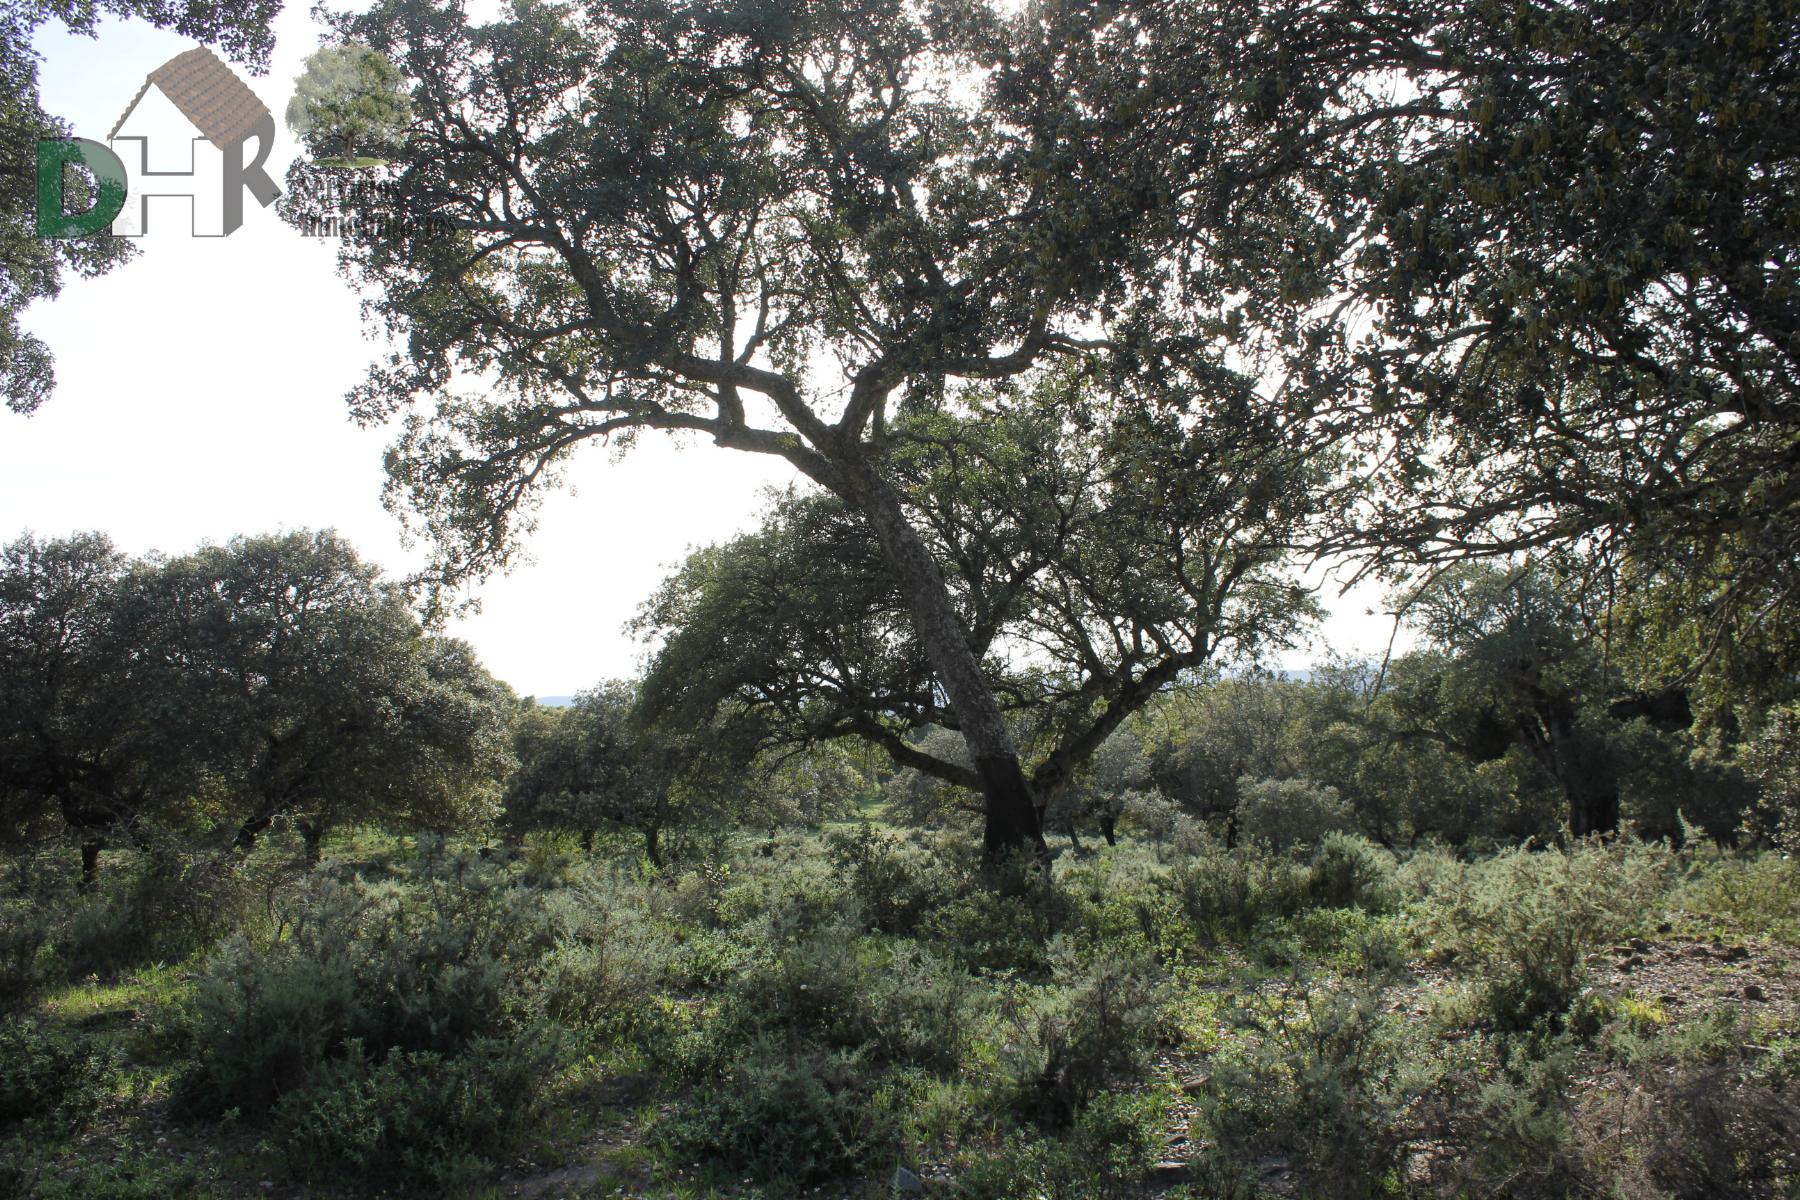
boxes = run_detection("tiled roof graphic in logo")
[109,47,271,150]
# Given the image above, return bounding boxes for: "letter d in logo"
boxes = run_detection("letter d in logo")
[36,139,128,238]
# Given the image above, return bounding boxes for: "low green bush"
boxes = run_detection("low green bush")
[0,1015,121,1131]
[865,941,983,1071]
[1193,980,1428,1199]
[998,944,1169,1128]
[956,1092,1166,1200]
[271,1031,565,1191]
[671,1036,886,1186]
[178,850,540,1117]
[1304,833,1398,911]
[1235,775,1356,855]
[1167,835,1306,940]
[533,872,674,1040]
[1413,838,1670,1028]
[823,822,958,935]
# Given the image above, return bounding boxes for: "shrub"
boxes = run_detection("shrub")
[272,1033,564,1191]
[1740,702,1800,852]
[1304,832,1398,911]
[1194,980,1428,1199]
[1167,834,1306,940]
[823,823,956,935]
[1414,838,1670,1028]
[1418,1031,1587,1199]
[865,942,982,1071]
[720,921,875,1050]
[1119,789,1182,843]
[58,846,261,978]
[533,872,674,1040]
[0,1015,120,1131]
[1671,852,1800,938]
[999,945,1169,1128]
[0,898,54,1011]
[920,885,1066,976]
[1235,775,1356,854]
[958,1092,1166,1200]
[672,1036,884,1186]
[179,851,538,1117]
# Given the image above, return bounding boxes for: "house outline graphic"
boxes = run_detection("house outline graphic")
[107,47,281,237]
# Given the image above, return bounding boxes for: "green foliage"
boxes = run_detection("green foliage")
[1235,775,1356,854]
[0,895,54,1010]
[2,531,514,876]
[1670,851,1800,939]
[1167,833,1307,940]
[1194,981,1427,1199]
[285,42,412,162]
[671,1037,885,1187]
[956,1092,1166,1200]
[0,1015,120,1131]
[1414,839,1670,1028]
[271,1033,563,1191]
[21,1149,224,1200]
[1422,1033,1587,1199]
[863,942,982,1072]
[997,945,1169,1128]
[921,881,1069,976]
[1743,703,1800,852]
[533,871,676,1040]
[178,850,539,1117]
[823,822,957,935]
[1304,833,1398,911]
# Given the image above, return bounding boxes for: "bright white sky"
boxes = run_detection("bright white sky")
[3,5,1401,697]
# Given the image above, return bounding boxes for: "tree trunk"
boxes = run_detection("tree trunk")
[842,463,1048,864]
[298,819,325,867]
[80,838,103,890]
[1100,810,1118,847]
[644,823,662,868]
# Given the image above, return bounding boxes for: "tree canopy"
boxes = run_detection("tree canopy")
[278,0,1800,858]
[635,375,1319,811]
[298,0,1358,859]
[0,530,515,874]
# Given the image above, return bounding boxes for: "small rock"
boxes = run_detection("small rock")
[891,1166,924,1195]
[1744,984,1767,1001]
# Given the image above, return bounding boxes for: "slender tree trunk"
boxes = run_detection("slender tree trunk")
[644,823,662,868]
[1100,810,1118,847]
[842,463,1048,864]
[298,819,325,867]
[80,838,103,890]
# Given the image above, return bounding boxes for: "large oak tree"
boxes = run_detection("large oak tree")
[297,0,1353,860]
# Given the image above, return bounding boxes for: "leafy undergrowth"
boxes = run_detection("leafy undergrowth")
[3,826,1796,1199]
